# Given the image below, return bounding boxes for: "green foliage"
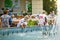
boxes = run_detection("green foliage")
[27,20,38,26]
[4,0,13,8]
[43,0,57,14]
[28,2,32,12]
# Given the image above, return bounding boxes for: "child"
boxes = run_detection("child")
[38,12,47,26]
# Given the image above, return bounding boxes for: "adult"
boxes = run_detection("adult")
[1,10,11,28]
[17,16,28,28]
[20,11,23,16]
[48,11,56,25]
[6,9,12,26]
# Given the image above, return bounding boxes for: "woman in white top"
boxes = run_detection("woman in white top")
[17,16,28,28]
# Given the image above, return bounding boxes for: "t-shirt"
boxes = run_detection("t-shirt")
[39,14,47,24]
[1,14,11,27]
[17,18,25,27]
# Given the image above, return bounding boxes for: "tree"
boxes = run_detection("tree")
[4,0,13,8]
[28,2,32,12]
[43,0,57,14]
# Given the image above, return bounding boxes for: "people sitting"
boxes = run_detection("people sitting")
[17,16,28,28]
[0,9,56,28]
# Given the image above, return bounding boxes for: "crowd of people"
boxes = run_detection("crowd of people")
[0,8,56,28]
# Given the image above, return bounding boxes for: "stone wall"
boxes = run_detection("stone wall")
[32,0,43,14]
[0,0,4,8]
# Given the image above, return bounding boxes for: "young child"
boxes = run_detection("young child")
[38,12,47,26]
[1,10,11,28]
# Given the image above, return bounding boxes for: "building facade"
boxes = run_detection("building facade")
[0,0,43,14]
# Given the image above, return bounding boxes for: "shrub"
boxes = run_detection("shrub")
[5,0,13,8]
[27,20,38,26]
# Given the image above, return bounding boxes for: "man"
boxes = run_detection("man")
[48,11,55,25]
[1,10,11,28]
[6,9,12,26]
